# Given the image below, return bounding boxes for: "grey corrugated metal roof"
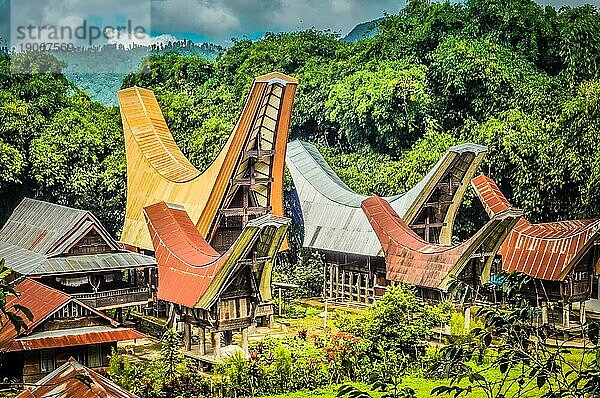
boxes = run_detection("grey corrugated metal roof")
[0,198,156,276]
[285,140,487,257]
[0,198,89,254]
[39,252,155,275]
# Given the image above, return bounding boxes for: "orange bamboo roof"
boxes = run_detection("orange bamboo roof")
[119,72,297,251]
[472,174,600,281]
[361,195,521,290]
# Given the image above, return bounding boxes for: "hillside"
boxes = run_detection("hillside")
[53,41,222,104]
[341,17,384,42]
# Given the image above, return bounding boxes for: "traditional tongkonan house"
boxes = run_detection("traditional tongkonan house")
[361,195,521,302]
[472,174,600,326]
[0,279,144,384]
[118,72,297,320]
[0,198,156,318]
[144,201,289,361]
[17,357,139,398]
[285,139,489,305]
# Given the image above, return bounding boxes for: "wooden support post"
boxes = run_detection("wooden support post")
[183,323,192,351]
[241,328,249,352]
[342,270,346,301]
[329,264,334,299]
[541,302,548,325]
[563,304,570,329]
[335,263,340,300]
[199,328,206,355]
[278,287,282,317]
[580,302,586,325]
[464,306,471,331]
[212,332,222,360]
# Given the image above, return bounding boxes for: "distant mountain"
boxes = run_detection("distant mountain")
[51,40,222,105]
[341,17,385,42]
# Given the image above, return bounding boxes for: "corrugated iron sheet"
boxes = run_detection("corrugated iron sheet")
[144,202,289,309]
[472,175,600,281]
[0,279,70,350]
[361,195,521,290]
[0,198,89,254]
[17,358,139,398]
[285,140,487,256]
[0,198,156,276]
[0,279,144,352]
[10,326,144,352]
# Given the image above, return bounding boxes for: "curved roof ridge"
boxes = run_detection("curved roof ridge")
[119,87,201,183]
[286,140,366,207]
[362,195,521,290]
[144,202,220,269]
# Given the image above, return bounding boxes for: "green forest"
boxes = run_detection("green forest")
[2,0,600,245]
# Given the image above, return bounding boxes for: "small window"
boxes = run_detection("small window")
[88,344,102,368]
[40,349,55,373]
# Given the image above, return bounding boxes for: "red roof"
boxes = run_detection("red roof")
[144,202,230,308]
[17,357,138,398]
[0,279,143,352]
[0,279,70,349]
[361,195,520,290]
[472,175,600,280]
[144,202,290,309]
[5,327,143,352]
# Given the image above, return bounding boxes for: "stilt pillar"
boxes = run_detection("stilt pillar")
[183,322,192,351]
[580,301,586,325]
[212,332,222,360]
[541,302,548,325]
[242,328,249,352]
[563,304,570,328]
[199,327,206,355]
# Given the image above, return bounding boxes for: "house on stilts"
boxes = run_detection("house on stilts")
[118,72,298,324]
[472,174,600,327]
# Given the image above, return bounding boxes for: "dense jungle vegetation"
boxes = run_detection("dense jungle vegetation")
[2,0,600,277]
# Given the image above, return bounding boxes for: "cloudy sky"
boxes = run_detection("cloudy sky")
[0,0,597,47]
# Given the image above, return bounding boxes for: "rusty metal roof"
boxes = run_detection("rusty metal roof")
[144,202,289,309]
[286,140,487,256]
[0,198,156,276]
[11,326,144,352]
[361,195,521,291]
[472,175,600,281]
[0,279,143,352]
[17,358,139,398]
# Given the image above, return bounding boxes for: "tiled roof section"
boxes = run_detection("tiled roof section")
[0,198,89,254]
[471,174,600,281]
[17,358,139,398]
[471,175,512,218]
[286,140,487,256]
[361,195,521,290]
[144,202,290,309]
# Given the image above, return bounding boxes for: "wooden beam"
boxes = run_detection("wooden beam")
[231,177,273,186]
[219,206,271,216]
[410,222,447,229]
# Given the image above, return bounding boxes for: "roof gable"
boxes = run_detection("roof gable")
[17,358,139,398]
[0,198,89,254]
[0,278,120,351]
